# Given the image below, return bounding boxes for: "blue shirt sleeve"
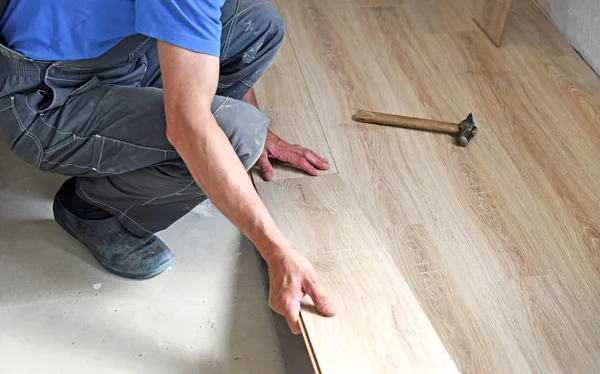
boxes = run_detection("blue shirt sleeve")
[135,0,223,57]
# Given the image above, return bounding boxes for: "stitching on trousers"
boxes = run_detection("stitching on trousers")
[70,76,100,96]
[221,0,243,60]
[97,135,172,153]
[11,97,43,168]
[119,205,135,220]
[119,180,196,219]
[222,0,268,58]
[42,136,78,154]
[0,106,12,113]
[212,97,229,120]
[40,115,80,137]
[40,160,113,173]
[78,183,152,235]
[241,64,269,88]
[240,78,254,87]
[141,181,196,207]
[24,96,39,114]
[98,136,105,171]
[129,37,152,59]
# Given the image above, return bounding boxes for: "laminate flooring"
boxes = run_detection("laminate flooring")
[253,0,600,372]
[256,175,458,373]
[474,0,513,46]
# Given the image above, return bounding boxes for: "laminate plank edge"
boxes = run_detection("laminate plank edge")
[299,314,322,374]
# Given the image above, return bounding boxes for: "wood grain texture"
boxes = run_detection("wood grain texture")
[474,0,512,46]
[253,0,600,371]
[256,175,458,373]
[251,34,337,182]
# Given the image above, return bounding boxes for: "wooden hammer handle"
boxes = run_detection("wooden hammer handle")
[353,110,459,134]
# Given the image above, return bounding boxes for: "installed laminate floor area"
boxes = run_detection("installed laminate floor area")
[253,0,600,372]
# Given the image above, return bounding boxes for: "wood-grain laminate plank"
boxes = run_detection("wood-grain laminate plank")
[253,0,600,372]
[256,174,458,373]
[252,32,337,182]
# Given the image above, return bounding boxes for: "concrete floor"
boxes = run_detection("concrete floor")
[0,144,310,373]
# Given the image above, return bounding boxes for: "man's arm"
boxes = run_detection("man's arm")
[158,41,336,333]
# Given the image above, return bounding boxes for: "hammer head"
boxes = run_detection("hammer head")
[456,113,477,147]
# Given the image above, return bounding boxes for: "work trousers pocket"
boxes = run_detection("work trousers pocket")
[39,133,171,177]
[0,96,43,169]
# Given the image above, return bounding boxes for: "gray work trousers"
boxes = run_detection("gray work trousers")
[0,0,284,237]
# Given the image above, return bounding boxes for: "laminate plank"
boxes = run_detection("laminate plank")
[406,0,477,35]
[475,274,600,373]
[384,224,600,373]
[473,0,512,46]
[383,225,483,371]
[259,0,600,371]
[252,33,337,182]
[256,174,458,373]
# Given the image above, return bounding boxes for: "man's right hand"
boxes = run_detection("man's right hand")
[266,246,337,334]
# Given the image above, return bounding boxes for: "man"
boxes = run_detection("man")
[0,0,335,334]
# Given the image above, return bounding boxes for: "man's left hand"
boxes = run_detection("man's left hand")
[258,129,330,181]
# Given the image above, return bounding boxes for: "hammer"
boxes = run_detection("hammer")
[352,110,477,147]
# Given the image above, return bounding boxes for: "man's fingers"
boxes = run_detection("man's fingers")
[286,312,302,335]
[284,153,320,176]
[269,293,302,334]
[281,298,302,335]
[306,280,337,317]
[302,149,330,171]
[258,151,273,181]
[290,146,330,171]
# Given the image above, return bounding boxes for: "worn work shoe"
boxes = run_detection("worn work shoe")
[52,193,174,279]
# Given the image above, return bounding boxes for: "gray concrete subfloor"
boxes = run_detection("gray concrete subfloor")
[0,144,311,374]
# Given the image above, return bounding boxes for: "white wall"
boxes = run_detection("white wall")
[541,0,600,74]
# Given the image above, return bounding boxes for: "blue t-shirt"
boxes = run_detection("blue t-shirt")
[0,0,224,61]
